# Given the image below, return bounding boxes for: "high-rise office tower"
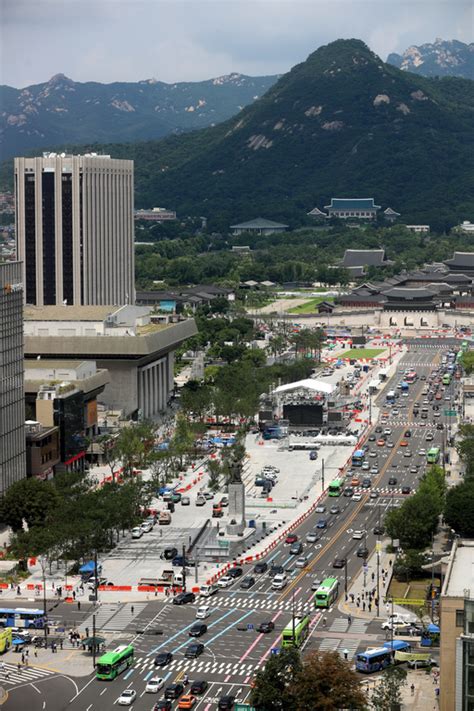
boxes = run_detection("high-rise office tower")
[0,261,25,494]
[14,153,134,306]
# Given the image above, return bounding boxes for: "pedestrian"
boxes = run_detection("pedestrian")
[411,683,415,696]
[375,597,379,608]
[184,673,189,684]
[60,639,63,650]
[389,559,393,567]
[368,602,372,612]
[361,591,364,600]
[21,652,25,664]
[386,602,390,613]
[4,670,9,680]
[85,627,89,637]
[52,581,55,590]
[381,568,385,576]
[16,585,20,595]
[77,601,81,611]
[131,605,134,615]
[34,648,37,658]
[371,572,375,582]
[348,614,352,625]
[72,591,76,601]
[17,662,22,673]
[322,616,327,627]
[356,600,360,608]
[363,601,366,611]
[25,649,28,659]
[350,593,355,603]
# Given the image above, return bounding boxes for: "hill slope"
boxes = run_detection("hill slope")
[387,39,474,78]
[0,72,278,161]
[2,40,473,231]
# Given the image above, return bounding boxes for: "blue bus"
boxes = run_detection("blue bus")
[351,450,365,467]
[0,608,46,629]
[355,640,411,673]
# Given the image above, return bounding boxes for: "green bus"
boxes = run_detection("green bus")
[314,577,339,608]
[96,644,134,680]
[442,374,451,385]
[281,615,310,648]
[426,447,441,465]
[328,478,344,497]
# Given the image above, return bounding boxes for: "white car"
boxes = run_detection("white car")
[315,505,326,513]
[381,619,411,632]
[418,449,426,456]
[362,462,370,471]
[217,575,234,588]
[131,526,143,539]
[118,690,137,706]
[352,530,365,540]
[145,677,164,693]
[196,605,211,619]
[271,574,287,590]
[383,428,392,436]
[140,521,152,533]
[295,556,309,568]
[352,492,362,501]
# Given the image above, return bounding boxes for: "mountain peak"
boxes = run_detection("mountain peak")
[48,73,74,85]
[387,38,474,78]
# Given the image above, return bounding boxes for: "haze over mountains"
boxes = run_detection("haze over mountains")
[0,72,278,161]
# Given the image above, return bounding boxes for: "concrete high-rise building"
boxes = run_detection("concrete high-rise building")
[0,261,25,494]
[14,153,134,307]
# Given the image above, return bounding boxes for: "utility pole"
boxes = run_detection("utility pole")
[92,612,97,668]
[292,590,296,646]
[344,560,348,599]
[321,458,325,491]
[182,544,187,592]
[42,564,48,649]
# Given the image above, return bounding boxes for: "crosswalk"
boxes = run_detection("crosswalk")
[79,602,147,632]
[134,655,258,679]
[352,487,416,496]
[197,595,314,613]
[0,662,56,687]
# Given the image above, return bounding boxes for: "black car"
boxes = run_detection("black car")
[254,561,268,574]
[289,542,303,555]
[333,558,346,569]
[154,652,173,667]
[404,430,412,437]
[361,478,372,488]
[172,555,189,567]
[189,623,207,637]
[163,547,178,560]
[368,435,376,441]
[164,683,184,700]
[257,621,275,633]
[437,423,444,430]
[388,477,398,485]
[185,642,204,659]
[191,680,209,694]
[153,702,172,711]
[240,576,255,590]
[173,591,195,605]
[375,426,382,433]
[228,567,243,579]
[402,486,412,495]
[357,546,369,558]
[269,564,284,576]
[218,696,236,710]
[373,525,385,535]
[343,487,354,497]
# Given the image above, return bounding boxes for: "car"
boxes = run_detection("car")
[375,426,383,433]
[437,423,444,430]
[368,434,376,442]
[196,605,211,619]
[362,462,370,471]
[254,561,268,574]
[228,567,243,579]
[172,555,191,567]
[285,534,298,544]
[361,478,372,488]
[311,578,323,591]
[202,491,214,500]
[218,696,236,710]
[316,519,327,529]
[146,677,165,693]
[407,657,438,669]
[329,505,340,515]
[269,564,284,577]
[410,465,419,474]
[418,449,426,456]
[370,490,379,499]
[154,652,173,667]
[240,576,256,589]
[351,476,360,486]
[173,591,196,605]
[141,521,153,533]
[421,412,428,419]
[426,432,434,441]
[131,526,143,539]
[357,546,369,558]
[315,505,326,514]
[402,486,412,495]
[190,680,209,695]
[271,574,287,590]
[189,623,207,637]
[185,642,204,659]
[399,440,408,447]
[383,428,392,436]
[369,451,378,458]
[343,487,354,497]
[257,621,275,633]
[195,495,207,506]
[392,409,399,416]
[352,530,365,540]
[220,496,229,507]
[118,690,137,706]
[306,531,320,543]
[404,450,412,458]
[333,558,346,569]
[388,477,398,485]
[217,575,234,588]
[381,620,411,632]
[352,492,362,501]
[178,695,197,710]
[153,701,172,711]
[181,496,191,506]
[290,542,303,555]
[404,430,412,437]
[433,411,441,418]
[309,450,318,461]
[164,546,178,560]
[373,525,385,535]
[435,393,442,400]
[377,439,385,447]
[165,683,185,699]
[295,556,309,568]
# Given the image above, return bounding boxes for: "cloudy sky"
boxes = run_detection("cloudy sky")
[1,0,472,87]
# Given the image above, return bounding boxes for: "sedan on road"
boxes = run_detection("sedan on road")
[178,695,197,710]
[173,592,196,605]
[257,621,275,633]
[352,493,362,501]
[190,680,209,694]
[295,556,309,568]
[402,486,412,495]
[165,683,185,700]
[315,505,326,514]
[154,652,173,667]
[285,534,298,544]
[306,531,320,543]
[290,542,303,555]
[146,677,165,693]
[185,642,205,659]
[333,558,346,569]
[254,561,268,574]
[217,575,234,588]
[228,567,243,579]
[316,519,328,529]
[352,530,365,540]
[329,505,340,515]
[240,576,256,590]
[189,623,207,637]
[118,690,137,706]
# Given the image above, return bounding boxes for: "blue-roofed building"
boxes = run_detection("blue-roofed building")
[324,198,381,220]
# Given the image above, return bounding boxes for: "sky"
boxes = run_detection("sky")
[1,0,472,87]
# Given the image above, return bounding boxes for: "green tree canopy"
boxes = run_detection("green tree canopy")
[444,481,474,536]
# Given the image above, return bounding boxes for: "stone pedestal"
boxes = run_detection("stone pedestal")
[226,481,246,535]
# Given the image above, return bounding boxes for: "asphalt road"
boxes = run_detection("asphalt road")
[6,344,458,711]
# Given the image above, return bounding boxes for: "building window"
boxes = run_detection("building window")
[456,609,465,627]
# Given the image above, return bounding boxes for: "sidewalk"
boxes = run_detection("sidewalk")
[362,668,439,710]
[2,642,95,677]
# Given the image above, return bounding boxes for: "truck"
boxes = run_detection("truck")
[158,510,172,525]
[199,583,218,597]
[212,503,223,518]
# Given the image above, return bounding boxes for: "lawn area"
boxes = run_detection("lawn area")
[288,296,335,314]
[388,578,440,610]
[340,348,385,359]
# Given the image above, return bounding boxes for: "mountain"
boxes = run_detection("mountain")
[2,39,473,231]
[0,72,278,161]
[387,39,474,78]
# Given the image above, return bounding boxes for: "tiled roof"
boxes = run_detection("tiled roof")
[444,252,474,268]
[230,217,288,229]
[384,207,401,216]
[342,249,387,267]
[307,207,328,216]
[325,198,380,210]
[384,287,437,300]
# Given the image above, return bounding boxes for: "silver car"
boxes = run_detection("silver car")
[295,556,309,568]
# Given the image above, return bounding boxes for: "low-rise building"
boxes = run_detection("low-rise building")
[439,538,474,711]
[324,198,380,220]
[340,249,392,277]
[405,224,430,233]
[135,207,177,221]
[25,420,60,480]
[229,218,288,235]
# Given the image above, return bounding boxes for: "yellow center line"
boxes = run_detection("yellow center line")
[278,353,435,602]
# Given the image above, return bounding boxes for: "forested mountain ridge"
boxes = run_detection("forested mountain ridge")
[387,39,474,79]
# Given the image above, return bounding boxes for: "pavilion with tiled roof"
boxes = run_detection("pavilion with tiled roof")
[324,198,381,220]
[230,218,288,235]
[444,252,474,275]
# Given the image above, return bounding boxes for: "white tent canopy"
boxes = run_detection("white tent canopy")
[274,378,335,395]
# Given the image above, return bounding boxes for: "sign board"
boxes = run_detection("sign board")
[376,542,382,553]
[393,539,400,549]
[444,410,457,417]
[247,623,254,630]
[235,706,257,711]
[391,598,426,605]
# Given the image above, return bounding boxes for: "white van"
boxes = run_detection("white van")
[196,605,211,619]
[271,574,287,590]
[173,571,184,586]
[200,584,218,597]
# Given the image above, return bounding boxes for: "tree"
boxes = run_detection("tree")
[169,414,194,470]
[445,481,474,536]
[0,478,60,532]
[250,647,301,711]
[456,424,474,481]
[290,651,366,711]
[370,665,407,711]
[393,549,428,582]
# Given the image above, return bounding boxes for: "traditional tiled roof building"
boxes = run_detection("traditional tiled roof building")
[324,198,381,220]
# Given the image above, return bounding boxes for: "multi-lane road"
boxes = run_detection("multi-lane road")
[5,344,457,711]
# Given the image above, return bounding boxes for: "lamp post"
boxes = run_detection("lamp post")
[42,565,48,649]
[321,458,325,492]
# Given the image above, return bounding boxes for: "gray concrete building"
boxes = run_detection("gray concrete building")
[14,152,134,307]
[24,305,198,419]
[0,261,25,495]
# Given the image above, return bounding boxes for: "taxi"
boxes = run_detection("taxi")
[178,695,197,709]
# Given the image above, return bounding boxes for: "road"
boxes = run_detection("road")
[6,343,457,711]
